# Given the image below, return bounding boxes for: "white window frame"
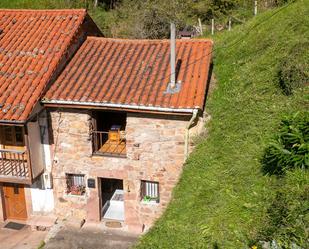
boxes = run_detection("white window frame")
[141,180,160,204]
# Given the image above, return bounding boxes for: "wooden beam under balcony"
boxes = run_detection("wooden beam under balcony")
[0,149,32,185]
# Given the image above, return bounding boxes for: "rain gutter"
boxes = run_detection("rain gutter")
[41,100,198,114]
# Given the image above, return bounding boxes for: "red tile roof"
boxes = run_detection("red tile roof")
[43,37,213,114]
[0,9,87,123]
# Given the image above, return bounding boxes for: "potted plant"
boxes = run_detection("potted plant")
[69,185,85,195]
[143,195,159,203]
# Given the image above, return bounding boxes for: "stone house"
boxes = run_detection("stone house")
[0,9,212,233]
[42,37,213,232]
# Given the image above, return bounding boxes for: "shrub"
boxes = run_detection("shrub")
[277,42,309,95]
[275,0,297,6]
[254,169,309,248]
[261,112,309,175]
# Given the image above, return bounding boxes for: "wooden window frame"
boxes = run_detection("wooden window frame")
[0,126,25,146]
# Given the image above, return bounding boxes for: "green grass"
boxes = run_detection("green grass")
[136,1,309,248]
[37,240,45,249]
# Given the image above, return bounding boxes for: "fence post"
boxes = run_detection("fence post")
[198,18,203,35]
[254,0,258,15]
[211,19,214,35]
[228,18,232,31]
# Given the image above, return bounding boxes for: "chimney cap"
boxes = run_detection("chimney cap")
[178,26,197,39]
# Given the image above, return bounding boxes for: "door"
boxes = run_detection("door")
[2,184,27,220]
[100,178,124,221]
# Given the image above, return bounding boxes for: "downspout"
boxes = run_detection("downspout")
[170,23,176,89]
[184,109,198,161]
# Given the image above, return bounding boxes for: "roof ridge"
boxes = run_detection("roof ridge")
[0,9,87,13]
[86,36,213,43]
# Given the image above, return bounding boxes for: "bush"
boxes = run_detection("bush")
[261,112,309,175]
[254,170,309,248]
[277,42,309,95]
[255,112,309,248]
[275,0,296,6]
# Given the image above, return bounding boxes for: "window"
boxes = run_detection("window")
[66,174,86,196]
[1,126,24,146]
[141,180,160,203]
[91,111,127,157]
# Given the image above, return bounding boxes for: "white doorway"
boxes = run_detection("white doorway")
[100,178,124,221]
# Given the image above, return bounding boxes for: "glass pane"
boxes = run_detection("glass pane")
[15,127,24,144]
[4,127,13,143]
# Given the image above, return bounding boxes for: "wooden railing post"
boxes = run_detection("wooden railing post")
[24,133,32,180]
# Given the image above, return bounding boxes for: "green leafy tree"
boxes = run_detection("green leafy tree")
[189,0,242,20]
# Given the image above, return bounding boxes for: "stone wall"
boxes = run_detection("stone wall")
[48,109,203,232]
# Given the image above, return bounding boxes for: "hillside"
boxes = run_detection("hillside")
[136,1,309,248]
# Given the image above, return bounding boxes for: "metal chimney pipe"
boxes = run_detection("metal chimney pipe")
[170,23,176,89]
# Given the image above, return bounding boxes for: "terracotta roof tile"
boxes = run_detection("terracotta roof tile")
[0,9,87,122]
[44,37,213,113]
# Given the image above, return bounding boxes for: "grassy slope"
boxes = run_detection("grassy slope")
[136,1,309,248]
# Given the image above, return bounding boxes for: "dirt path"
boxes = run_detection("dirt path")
[44,225,138,249]
[0,223,46,249]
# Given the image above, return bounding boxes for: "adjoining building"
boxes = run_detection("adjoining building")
[0,9,101,223]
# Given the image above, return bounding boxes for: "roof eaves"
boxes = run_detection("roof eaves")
[85,36,214,44]
[41,100,198,114]
[0,119,25,125]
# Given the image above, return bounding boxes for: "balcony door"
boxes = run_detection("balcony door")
[2,184,27,220]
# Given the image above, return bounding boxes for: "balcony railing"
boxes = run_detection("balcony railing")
[92,131,126,157]
[0,149,30,181]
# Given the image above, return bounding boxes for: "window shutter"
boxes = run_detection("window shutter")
[141,181,145,200]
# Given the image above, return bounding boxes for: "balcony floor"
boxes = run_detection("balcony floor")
[97,140,126,156]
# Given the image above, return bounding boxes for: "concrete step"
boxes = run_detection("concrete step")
[27,215,57,231]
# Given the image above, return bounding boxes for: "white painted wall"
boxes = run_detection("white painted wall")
[31,188,54,213]
[27,120,45,178]
[30,111,55,214]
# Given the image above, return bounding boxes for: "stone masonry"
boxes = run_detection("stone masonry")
[48,109,204,233]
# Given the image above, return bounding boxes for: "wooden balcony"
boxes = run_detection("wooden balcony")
[92,131,126,157]
[0,149,31,184]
